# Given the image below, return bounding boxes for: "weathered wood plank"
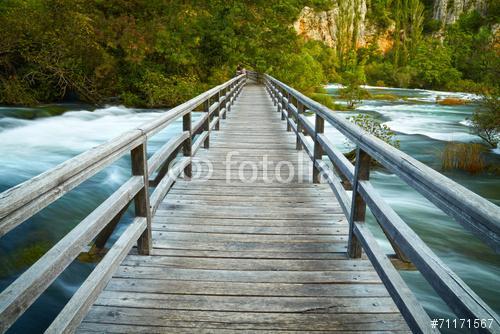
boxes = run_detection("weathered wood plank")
[151,240,348,253]
[82,306,406,330]
[149,249,348,260]
[121,255,372,271]
[77,322,410,334]
[151,224,347,235]
[104,279,387,297]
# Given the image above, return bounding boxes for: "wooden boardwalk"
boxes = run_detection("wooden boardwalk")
[77,84,408,333]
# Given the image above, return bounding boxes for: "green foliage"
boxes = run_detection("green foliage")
[410,38,461,89]
[470,90,500,148]
[339,64,370,108]
[348,114,400,148]
[0,0,497,106]
[0,0,333,106]
[309,93,336,109]
[392,0,425,67]
[271,50,326,94]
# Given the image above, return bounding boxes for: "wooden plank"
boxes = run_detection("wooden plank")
[103,279,388,297]
[151,230,346,243]
[313,114,324,183]
[45,218,146,334]
[192,131,209,156]
[131,142,152,255]
[182,112,192,178]
[151,240,348,253]
[152,216,347,227]
[348,148,370,258]
[151,223,347,235]
[192,112,209,135]
[82,306,405,329]
[150,249,348,260]
[77,322,409,334]
[148,131,189,174]
[93,290,397,313]
[149,157,190,214]
[121,256,372,271]
[353,222,436,334]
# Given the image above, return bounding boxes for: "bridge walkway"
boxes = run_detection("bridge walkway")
[77,84,408,333]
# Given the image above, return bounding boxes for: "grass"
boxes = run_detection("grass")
[371,94,398,100]
[441,142,486,174]
[437,97,468,106]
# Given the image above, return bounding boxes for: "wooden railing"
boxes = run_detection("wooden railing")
[0,74,246,333]
[265,74,500,334]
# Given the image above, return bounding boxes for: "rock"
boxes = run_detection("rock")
[294,3,367,49]
[293,3,394,54]
[433,0,487,25]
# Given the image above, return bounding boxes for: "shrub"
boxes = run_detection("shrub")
[441,142,486,174]
[310,93,336,109]
[469,91,500,148]
[371,94,398,100]
[348,114,399,148]
[437,98,468,105]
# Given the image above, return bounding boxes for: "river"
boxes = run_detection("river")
[0,86,499,333]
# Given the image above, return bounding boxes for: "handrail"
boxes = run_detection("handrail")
[265,74,499,334]
[0,74,247,333]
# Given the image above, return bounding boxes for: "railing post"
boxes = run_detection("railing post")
[203,98,210,149]
[214,92,221,130]
[271,84,278,105]
[132,141,152,255]
[280,88,286,121]
[296,100,304,150]
[313,114,325,184]
[348,147,370,258]
[226,84,231,112]
[220,89,226,120]
[286,92,291,132]
[277,89,282,114]
[183,112,192,179]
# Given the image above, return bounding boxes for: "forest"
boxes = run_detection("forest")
[0,0,498,107]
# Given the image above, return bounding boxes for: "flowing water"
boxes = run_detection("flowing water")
[0,86,499,333]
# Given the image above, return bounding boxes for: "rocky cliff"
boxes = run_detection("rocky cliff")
[293,3,393,53]
[294,0,489,52]
[433,0,487,24]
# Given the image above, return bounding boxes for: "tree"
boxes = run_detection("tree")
[410,38,461,89]
[339,60,370,108]
[470,91,500,148]
[392,0,425,68]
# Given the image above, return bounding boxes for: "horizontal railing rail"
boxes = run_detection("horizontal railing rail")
[0,74,246,333]
[265,74,500,334]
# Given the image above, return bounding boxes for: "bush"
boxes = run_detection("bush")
[437,98,468,105]
[348,114,399,148]
[365,62,394,86]
[442,142,486,174]
[410,39,461,89]
[309,93,336,109]
[470,91,500,148]
[139,71,206,107]
[271,51,326,95]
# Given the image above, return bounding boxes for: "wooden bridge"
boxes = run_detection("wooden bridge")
[0,72,499,333]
